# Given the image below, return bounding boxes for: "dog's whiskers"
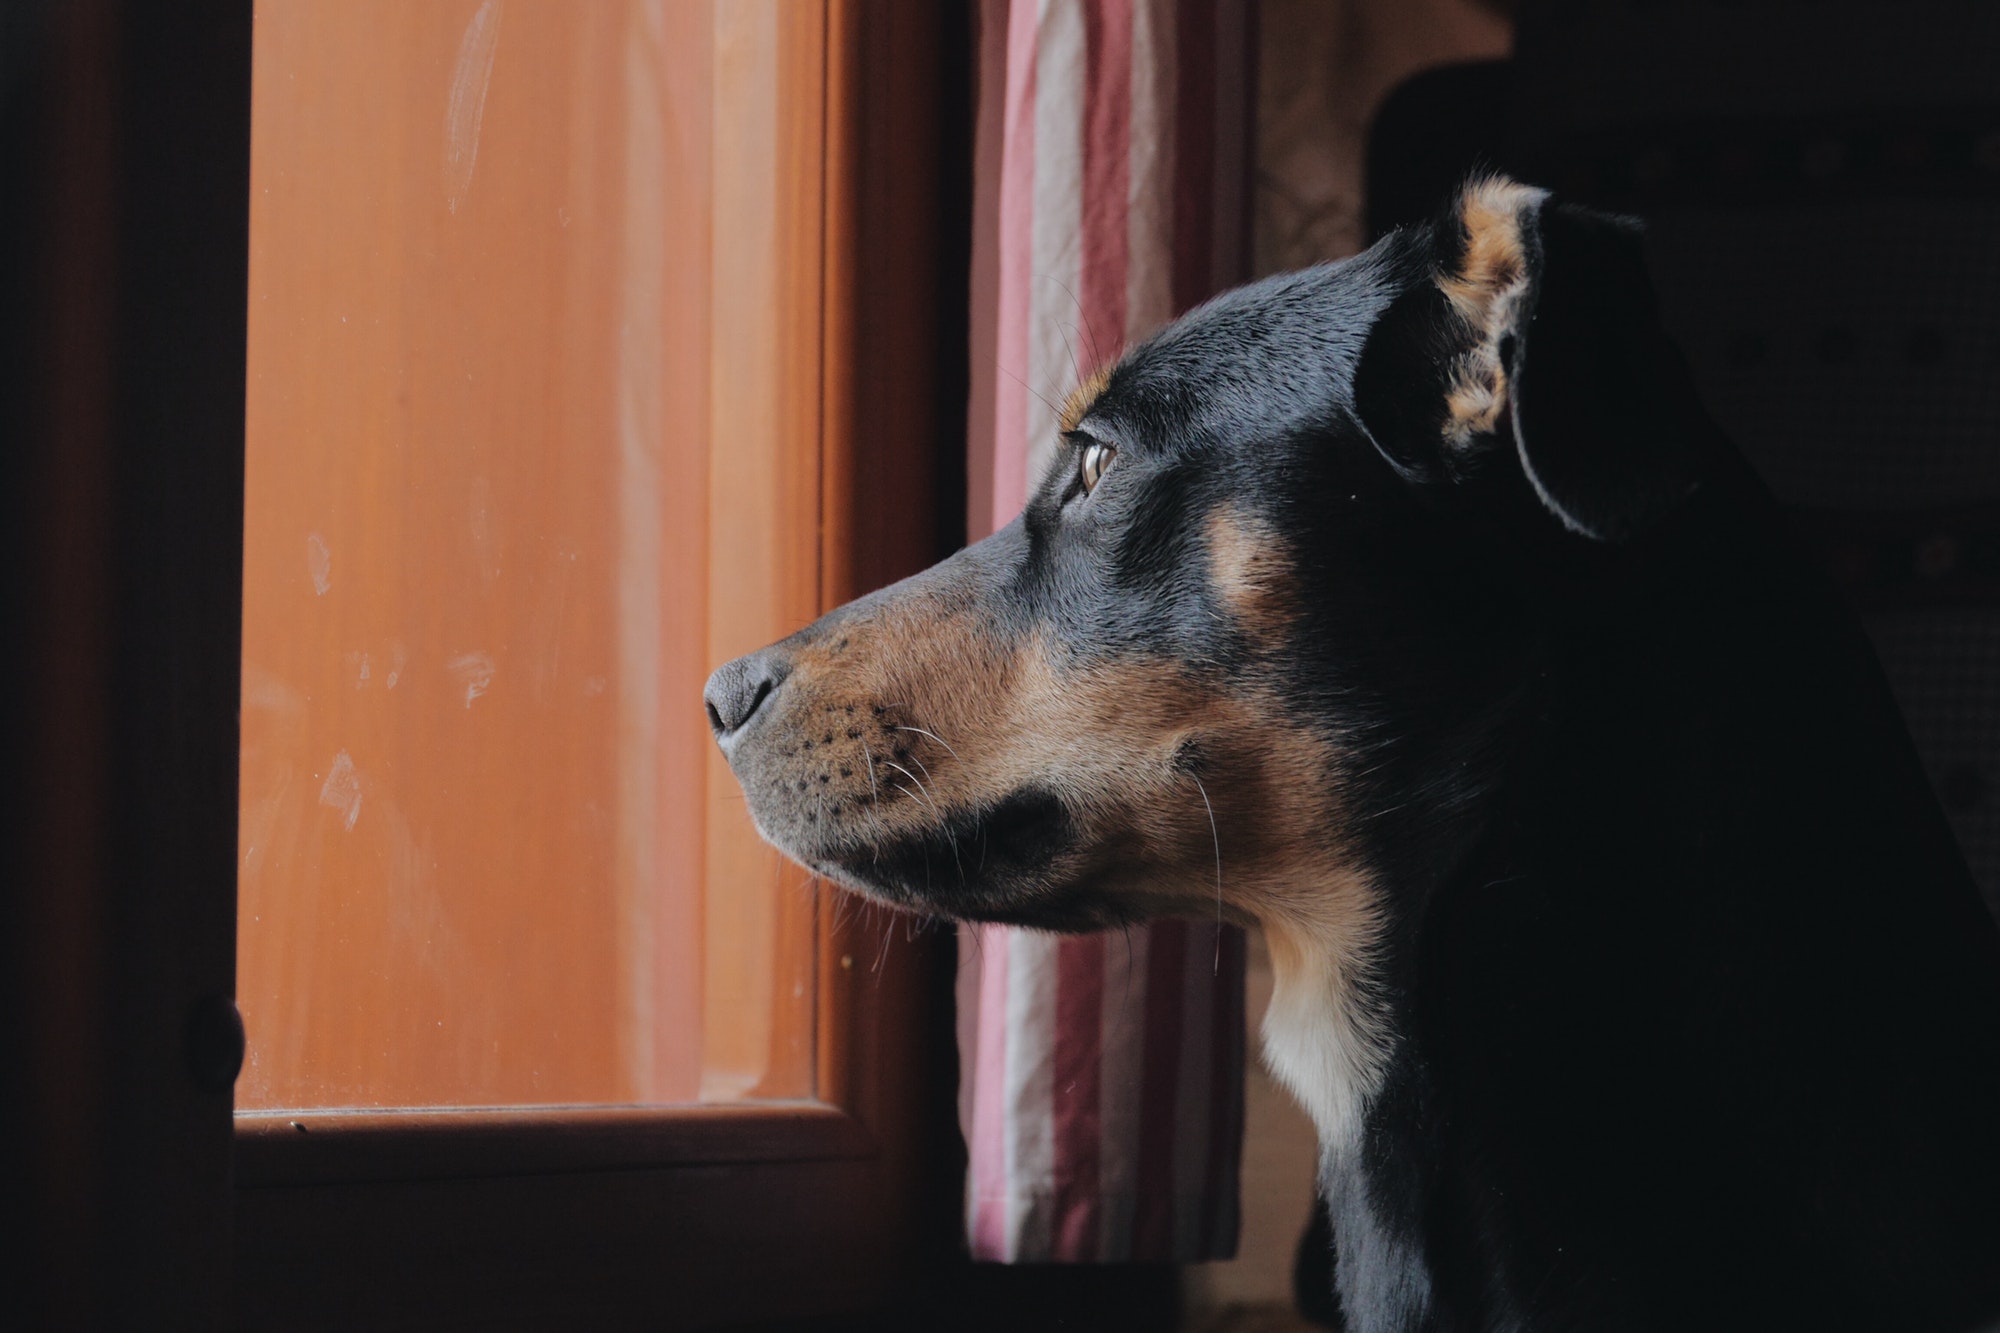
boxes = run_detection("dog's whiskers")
[872,904,895,974]
[890,724,961,761]
[996,362,1064,422]
[1189,772,1225,974]
[1053,319,1085,399]
[880,760,937,813]
[861,739,881,808]
[1037,272,1104,370]
[885,757,966,885]
[858,801,891,864]
[900,748,942,795]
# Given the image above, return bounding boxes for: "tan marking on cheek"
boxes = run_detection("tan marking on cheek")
[971,647,1364,922]
[1436,176,1547,451]
[1059,364,1113,433]
[962,637,1392,1145]
[1205,507,1295,647]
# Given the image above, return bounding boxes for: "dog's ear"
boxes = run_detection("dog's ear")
[1352,177,1701,542]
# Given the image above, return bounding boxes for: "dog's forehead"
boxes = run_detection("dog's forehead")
[1082,242,1414,449]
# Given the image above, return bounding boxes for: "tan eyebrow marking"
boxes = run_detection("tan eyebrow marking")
[1058,364,1114,433]
[1205,506,1295,648]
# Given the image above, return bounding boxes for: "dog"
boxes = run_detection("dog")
[705,176,2000,1332]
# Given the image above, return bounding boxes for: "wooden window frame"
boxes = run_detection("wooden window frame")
[4,1,972,1326]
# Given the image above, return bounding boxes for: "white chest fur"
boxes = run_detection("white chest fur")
[1258,910,1392,1162]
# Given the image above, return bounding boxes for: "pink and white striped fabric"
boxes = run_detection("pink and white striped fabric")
[958,0,1257,1265]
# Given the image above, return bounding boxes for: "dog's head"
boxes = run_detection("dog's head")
[705,177,1702,944]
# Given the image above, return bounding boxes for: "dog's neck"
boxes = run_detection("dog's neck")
[1247,622,1549,1329]
[1250,703,1532,1327]
[1252,705,1521,1156]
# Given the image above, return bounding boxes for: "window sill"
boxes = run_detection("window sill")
[235,1100,876,1188]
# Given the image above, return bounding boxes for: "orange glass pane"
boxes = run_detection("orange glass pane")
[238,0,823,1111]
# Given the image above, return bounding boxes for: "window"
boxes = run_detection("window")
[237,0,822,1115]
[227,1,969,1323]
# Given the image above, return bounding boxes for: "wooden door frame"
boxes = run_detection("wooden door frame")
[4,1,252,1326]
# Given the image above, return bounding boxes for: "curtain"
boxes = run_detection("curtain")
[958,0,1258,1265]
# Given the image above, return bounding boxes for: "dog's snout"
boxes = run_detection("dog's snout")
[704,648,791,743]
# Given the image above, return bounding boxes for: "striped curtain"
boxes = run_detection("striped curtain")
[958,0,1256,1265]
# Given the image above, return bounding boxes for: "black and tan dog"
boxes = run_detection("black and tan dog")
[705,177,2000,1331]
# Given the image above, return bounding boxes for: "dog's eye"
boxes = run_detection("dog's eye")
[1079,441,1117,494]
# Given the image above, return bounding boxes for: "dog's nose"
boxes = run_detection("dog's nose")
[704,648,791,744]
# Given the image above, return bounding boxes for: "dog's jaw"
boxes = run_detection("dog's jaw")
[1256,873,1394,1163]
